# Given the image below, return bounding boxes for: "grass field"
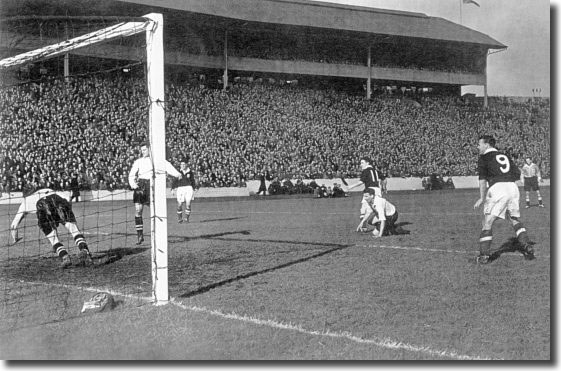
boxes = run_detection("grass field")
[0,187,551,360]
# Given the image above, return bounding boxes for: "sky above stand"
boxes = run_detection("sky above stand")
[311,0,551,97]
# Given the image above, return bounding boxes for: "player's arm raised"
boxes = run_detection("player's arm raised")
[165,160,182,179]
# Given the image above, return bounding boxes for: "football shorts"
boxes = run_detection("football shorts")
[133,179,150,205]
[176,185,194,203]
[36,194,77,235]
[483,182,521,219]
[523,176,539,191]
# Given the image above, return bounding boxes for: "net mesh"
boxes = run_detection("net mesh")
[0,15,157,331]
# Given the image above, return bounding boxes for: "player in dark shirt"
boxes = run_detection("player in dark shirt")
[347,156,385,219]
[473,135,535,263]
[69,173,81,202]
[174,157,198,223]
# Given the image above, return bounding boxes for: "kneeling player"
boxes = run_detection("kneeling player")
[356,188,401,237]
[10,188,93,268]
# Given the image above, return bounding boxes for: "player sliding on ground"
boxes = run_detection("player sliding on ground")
[9,188,93,268]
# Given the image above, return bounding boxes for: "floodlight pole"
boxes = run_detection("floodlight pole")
[145,13,169,305]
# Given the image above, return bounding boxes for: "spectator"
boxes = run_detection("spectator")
[0,74,550,192]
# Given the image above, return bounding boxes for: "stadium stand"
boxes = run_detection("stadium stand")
[0,74,550,193]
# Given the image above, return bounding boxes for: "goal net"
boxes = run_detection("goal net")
[0,13,170,332]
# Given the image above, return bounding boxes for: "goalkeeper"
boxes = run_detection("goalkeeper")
[9,188,93,268]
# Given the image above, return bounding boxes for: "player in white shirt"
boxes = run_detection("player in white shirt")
[521,157,544,208]
[9,188,93,268]
[356,188,400,238]
[128,142,182,245]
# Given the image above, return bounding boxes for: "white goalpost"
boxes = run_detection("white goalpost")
[0,13,170,305]
[144,14,170,305]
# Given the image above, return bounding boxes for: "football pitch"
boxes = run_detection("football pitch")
[0,188,551,360]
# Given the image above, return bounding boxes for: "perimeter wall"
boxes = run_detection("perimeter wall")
[0,176,550,204]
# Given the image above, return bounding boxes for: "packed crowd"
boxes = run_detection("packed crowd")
[0,73,550,193]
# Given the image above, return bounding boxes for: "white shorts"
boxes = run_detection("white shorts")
[483,182,520,219]
[359,187,382,218]
[176,186,194,204]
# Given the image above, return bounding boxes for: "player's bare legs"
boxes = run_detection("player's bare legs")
[478,214,497,262]
[525,189,544,208]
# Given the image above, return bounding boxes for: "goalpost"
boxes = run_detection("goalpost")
[0,13,170,305]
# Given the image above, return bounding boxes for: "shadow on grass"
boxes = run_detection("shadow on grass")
[395,222,412,227]
[178,235,354,298]
[169,230,348,249]
[488,237,535,262]
[90,247,149,267]
[168,230,251,244]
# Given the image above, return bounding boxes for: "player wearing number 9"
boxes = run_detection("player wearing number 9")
[473,135,535,263]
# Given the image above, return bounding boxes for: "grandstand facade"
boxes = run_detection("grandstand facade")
[1,0,506,104]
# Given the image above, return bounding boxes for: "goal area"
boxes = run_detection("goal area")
[0,13,172,332]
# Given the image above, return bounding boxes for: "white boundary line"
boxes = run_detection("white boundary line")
[7,279,499,360]
[170,300,500,361]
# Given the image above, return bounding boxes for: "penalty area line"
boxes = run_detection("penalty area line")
[170,300,500,360]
